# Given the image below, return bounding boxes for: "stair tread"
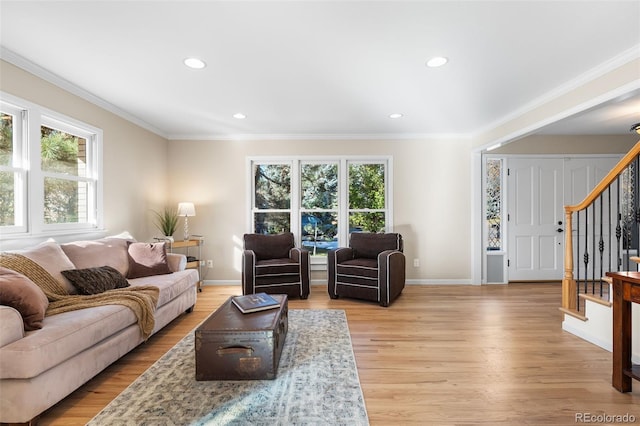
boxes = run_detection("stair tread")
[559,307,587,321]
[578,292,612,307]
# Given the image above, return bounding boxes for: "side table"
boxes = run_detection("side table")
[605,271,640,392]
[167,239,204,291]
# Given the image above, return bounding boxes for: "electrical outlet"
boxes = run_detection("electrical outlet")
[413,258,420,268]
[206,259,214,268]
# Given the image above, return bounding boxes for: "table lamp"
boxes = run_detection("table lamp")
[177,202,196,241]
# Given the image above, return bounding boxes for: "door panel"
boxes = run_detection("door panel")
[508,158,564,281]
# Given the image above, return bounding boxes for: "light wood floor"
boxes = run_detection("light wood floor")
[37,283,638,425]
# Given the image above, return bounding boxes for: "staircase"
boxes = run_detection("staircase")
[560,141,640,363]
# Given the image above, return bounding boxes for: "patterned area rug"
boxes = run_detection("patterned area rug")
[88,309,369,426]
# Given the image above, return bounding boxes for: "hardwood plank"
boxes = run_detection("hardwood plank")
[36,284,639,425]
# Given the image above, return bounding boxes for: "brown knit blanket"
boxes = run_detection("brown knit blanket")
[0,253,159,339]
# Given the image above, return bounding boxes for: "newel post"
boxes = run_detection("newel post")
[562,207,576,310]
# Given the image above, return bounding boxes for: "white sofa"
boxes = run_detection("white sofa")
[0,237,198,424]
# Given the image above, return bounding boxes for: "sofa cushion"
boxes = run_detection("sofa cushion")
[0,303,137,379]
[129,269,196,308]
[61,266,130,295]
[61,238,130,277]
[126,242,171,279]
[16,241,77,295]
[0,267,49,331]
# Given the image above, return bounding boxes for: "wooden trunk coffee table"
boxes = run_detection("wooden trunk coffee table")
[194,294,288,380]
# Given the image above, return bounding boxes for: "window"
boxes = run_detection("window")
[485,158,502,251]
[348,162,386,233]
[250,157,392,260]
[0,93,102,238]
[301,162,338,256]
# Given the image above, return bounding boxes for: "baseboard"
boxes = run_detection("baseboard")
[203,279,474,286]
[562,313,640,364]
[562,319,612,352]
[405,279,474,285]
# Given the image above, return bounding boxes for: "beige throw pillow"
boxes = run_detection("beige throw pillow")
[17,241,77,294]
[61,238,131,277]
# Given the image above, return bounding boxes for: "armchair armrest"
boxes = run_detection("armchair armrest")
[242,250,257,295]
[334,247,354,263]
[327,247,354,299]
[378,250,406,307]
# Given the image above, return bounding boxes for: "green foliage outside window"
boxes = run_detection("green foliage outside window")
[0,114,15,226]
[301,164,339,254]
[349,163,386,232]
[254,164,291,233]
[41,127,87,224]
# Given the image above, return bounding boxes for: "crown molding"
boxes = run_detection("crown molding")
[0,46,168,139]
[166,132,472,141]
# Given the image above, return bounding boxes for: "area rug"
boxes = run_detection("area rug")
[87,309,369,426]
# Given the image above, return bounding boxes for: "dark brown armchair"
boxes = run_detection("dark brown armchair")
[328,232,405,307]
[242,232,310,299]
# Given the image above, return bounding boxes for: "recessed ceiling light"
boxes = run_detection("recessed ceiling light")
[426,56,448,68]
[233,113,246,119]
[389,113,403,119]
[184,57,206,69]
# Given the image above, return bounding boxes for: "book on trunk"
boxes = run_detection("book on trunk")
[231,292,280,314]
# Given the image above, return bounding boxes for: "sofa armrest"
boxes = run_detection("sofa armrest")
[0,306,25,347]
[167,253,187,272]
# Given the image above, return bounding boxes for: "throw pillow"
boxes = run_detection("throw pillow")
[61,266,130,295]
[0,267,49,331]
[16,241,78,294]
[61,237,132,277]
[126,242,172,279]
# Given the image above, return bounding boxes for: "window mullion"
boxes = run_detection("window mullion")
[29,109,44,234]
[339,158,348,246]
[291,160,300,244]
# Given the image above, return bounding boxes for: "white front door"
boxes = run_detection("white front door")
[507,158,565,281]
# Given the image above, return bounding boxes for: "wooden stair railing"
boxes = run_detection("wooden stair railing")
[562,140,640,314]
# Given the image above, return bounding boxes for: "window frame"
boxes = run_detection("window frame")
[0,101,27,234]
[0,92,104,240]
[248,155,393,266]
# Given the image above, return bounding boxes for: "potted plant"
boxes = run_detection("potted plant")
[153,207,179,241]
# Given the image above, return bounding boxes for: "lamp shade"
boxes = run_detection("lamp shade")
[177,202,196,217]
[631,123,640,135]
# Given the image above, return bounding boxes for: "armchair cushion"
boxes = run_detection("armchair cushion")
[244,233,294,260]
[350,233,403,259]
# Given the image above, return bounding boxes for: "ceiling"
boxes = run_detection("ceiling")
[1,1,639,140]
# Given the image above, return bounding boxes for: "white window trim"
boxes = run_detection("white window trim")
[247,155,393,267]
[0,91,104,245]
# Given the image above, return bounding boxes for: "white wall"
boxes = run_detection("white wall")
[0,60,170,246]
[167,138,473,284]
